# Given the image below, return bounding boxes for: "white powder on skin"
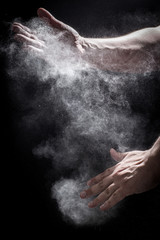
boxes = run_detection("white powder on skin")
[5,16,156,225]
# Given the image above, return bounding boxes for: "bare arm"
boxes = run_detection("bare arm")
[12,8,160,73]
[81,26,160,73]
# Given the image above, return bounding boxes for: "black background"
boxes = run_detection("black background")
[1,0,160,239]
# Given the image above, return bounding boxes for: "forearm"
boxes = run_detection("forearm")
[81,26,160,73]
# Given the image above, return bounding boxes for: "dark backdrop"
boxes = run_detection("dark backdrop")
[1,0,160,239]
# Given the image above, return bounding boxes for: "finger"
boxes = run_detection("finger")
[14,33,45,49]
[12,24,45,44]
[100,188,125,211]
[88,183,118,208]
[12,25,34,39]
[87,165,115,186]
[37,8,66,30]
[80,175,113,199]
[24,45,44,54]
[110,148,127,162]
[13,22,32,34]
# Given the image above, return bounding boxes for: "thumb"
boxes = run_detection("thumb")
[110,148,127,162]
[37,8,64,29]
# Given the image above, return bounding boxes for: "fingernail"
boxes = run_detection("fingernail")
[100,203,106,211]
[88,201,95,208]
[80,191,86,198]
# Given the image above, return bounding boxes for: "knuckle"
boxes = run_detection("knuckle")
[98,180,105,190]
[112,191,118,199]
[98,181,103,188]
[85,188,93,197]
[90,178,96,185]
[99,171,106,179]
[111,172,118,181]
[112,169,124,180]
[93,198,99,206]
[106,168,111,174]
[104,188,110,195]
[90,174,101,185]
[116,169,123,177]
[89,183,101,196]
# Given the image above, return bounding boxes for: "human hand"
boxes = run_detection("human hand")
[12,8,86,54]
[80,143,160,211]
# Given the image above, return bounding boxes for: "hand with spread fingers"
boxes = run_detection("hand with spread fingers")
[80,137,160,211]
[12,21,46,54]
[12,8,86,54]
[12,8,160,72]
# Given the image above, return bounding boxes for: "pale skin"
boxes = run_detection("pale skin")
[12,8,160,211]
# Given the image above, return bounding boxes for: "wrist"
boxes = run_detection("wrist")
[149,137,160,184]
[150,137,160,158]
[148,137,160,172]
[81,38,109,51]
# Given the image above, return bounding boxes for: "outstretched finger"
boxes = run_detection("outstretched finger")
[100,188,125,211]
[80,175,113,199]
[37,8,66,30]
[12,24,34,39]
[88,183,118,208]
[13,24,45,45]
[87,165,115,186]
[13,22,32,34]
[14,33,45,49]
[24,45,44,54]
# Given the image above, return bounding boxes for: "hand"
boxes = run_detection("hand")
[80,143,160,211]
[12,8,85,54]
